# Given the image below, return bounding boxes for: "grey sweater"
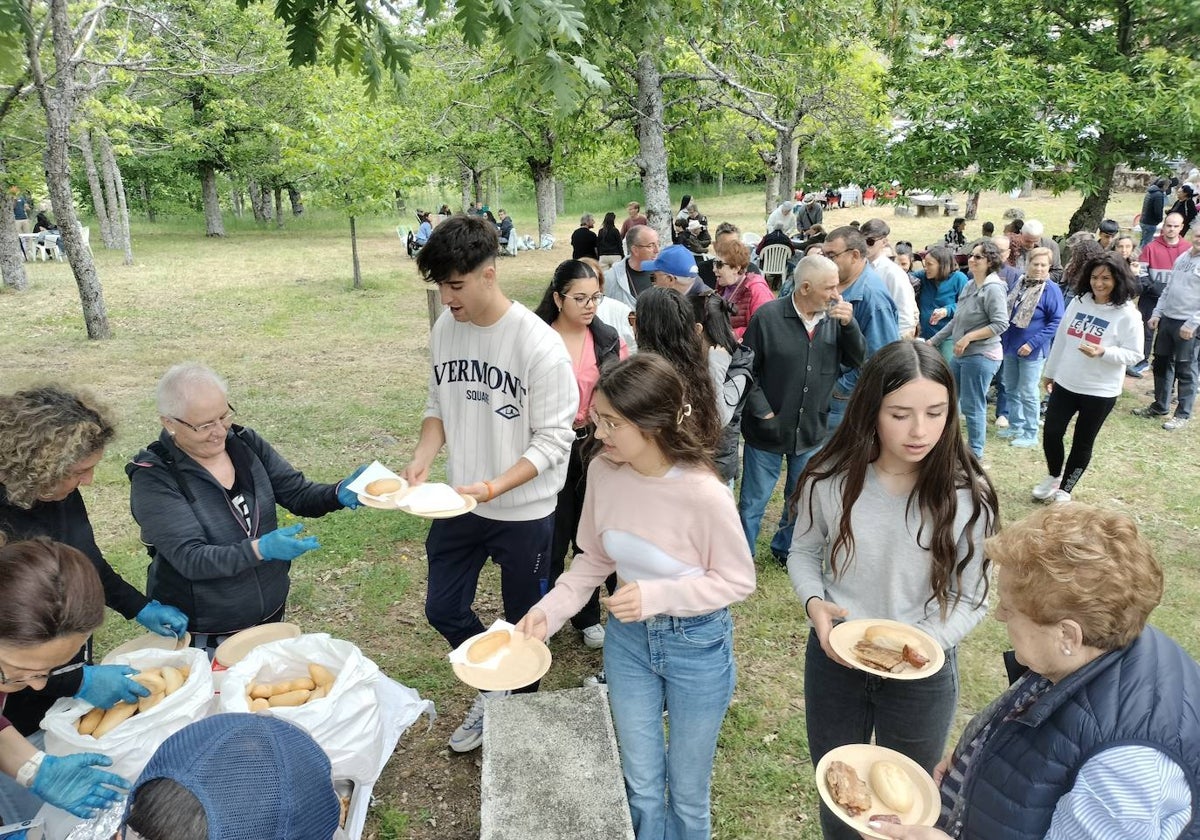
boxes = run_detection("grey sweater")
[1151,248,1200,331]
[929,274,1010,356]
[787,466,989,649]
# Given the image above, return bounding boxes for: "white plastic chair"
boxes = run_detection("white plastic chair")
[500,230,519,257]
[78,225,93,257]
[35,234,61,261]
[759,243,791,277]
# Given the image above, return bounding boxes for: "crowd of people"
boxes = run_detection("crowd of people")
[2,192,1198,840]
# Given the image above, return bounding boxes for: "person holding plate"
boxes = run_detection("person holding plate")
[517,354,755,840]
[867,503,1199,840]
[788,341,998,840]
[128,363,367,658]
[403,215,577,754]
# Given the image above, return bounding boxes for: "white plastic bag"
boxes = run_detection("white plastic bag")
[39,647,213,840]
[217,634,389,784]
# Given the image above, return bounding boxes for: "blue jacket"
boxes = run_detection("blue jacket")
[835,263,899,395]
[914,269,968,339]
[1000,279,1065,360]
[957,626,1200,840]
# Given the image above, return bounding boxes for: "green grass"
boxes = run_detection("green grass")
[2,186,1195,840]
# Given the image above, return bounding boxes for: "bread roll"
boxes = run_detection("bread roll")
[250,697,271,712]
[160,665,184,695]
[467,630,511,664]
[132,671,166,695]
[863,624,925,654]
[268,688,312,707]
[366,478,403,496]
[93,702,138,738]
[138,691,165,713]
[77,707,104,736]
[870,760,915,812]
[308,663,335,689]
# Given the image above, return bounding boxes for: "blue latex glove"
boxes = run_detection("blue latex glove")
[77,665,150,708]
[258,523,320,561]
[31,752,131,819]
[135,599,189,638]
[336,464,370,509]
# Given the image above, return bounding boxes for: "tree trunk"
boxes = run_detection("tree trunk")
[783,131,799,200]
[554,179,565,216]
[349,214,362,290]
[529,158,555,239]
[248,180,269,223]
[30,0,111,339]
[200,162,224,236]
[110,150,133,265]
[717,170,724,196]
[231,187,244,218]
[0,184,29,291]
[965,190,980,221]
[96,131,123,246]
[459,161,472,211]
[273,186,283,228]
[77,129,115,247]
[1068,159,1117,235]
[287,184,303,216]
[140,180,156,223]
[472,169,483,207]
[632,51,671,244]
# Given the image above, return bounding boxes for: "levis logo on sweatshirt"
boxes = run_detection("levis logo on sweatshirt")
[1067,313,1110,346]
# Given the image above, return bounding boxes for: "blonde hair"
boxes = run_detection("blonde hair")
[986,504,1162,650]
[1027,246,1053,265]
[0,386,115,509]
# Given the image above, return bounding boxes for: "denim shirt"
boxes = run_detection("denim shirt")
[835,263,899,395]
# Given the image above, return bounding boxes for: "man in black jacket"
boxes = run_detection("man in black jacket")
[1141,178,1169,247]
[737,254,865,565]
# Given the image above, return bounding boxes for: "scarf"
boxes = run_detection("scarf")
[1007,274,1047,329]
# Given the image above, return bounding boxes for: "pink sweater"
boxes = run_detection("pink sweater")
[536,457,756,636]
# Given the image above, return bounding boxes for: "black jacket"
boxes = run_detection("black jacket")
[714,344,755,481]
[127,426,344,635]
[1141,184,1167,227]
[741,298,866,454]
[0,486,151,734]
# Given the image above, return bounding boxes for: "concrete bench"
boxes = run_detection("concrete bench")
[910,196,942,218]
[481,688,634,840]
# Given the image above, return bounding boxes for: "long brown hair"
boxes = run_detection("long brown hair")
[788,341,999,616]
[596,354,715,473]
[0,538,105,645]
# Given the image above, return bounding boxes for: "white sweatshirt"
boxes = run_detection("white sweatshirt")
[424,302,578,521]
[1042,294,1142,398]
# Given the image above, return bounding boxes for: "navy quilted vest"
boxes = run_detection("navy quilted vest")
[958,626,1200,839]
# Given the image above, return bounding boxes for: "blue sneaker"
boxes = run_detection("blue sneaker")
[1010,436,1038,448]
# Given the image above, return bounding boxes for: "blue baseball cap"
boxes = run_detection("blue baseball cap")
[640,244,700,279]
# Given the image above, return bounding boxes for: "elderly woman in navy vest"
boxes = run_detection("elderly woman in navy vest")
[870,503,1198,840]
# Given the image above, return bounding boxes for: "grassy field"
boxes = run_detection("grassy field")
[2,186,1197,839]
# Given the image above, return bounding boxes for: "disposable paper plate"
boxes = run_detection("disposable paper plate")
[828,619,945,680]
[214,622,301,668]
[452,630,551,691]
[815,743,939,839]
[100,631,191,665]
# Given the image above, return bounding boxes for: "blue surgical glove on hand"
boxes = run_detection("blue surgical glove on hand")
[258,523,320,561]
[31,752,131,819]
[77,665,150,708]
[336,464,370,509]
[135,599,189,638]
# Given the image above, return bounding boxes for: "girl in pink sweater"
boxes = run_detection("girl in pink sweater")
[517,354,756,840]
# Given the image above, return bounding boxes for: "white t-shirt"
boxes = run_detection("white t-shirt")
[873,254,920,336]
[424,301,578,521]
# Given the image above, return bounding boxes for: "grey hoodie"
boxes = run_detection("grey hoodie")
[929,273,1010,356]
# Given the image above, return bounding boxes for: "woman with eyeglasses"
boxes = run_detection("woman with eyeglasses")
[912,246,969,365]
[927,241,1010,460]
[535,261,629,650]
[127,363,367,658]
[0,539,137,823]
[0,388,186,819]
[713,238,772,340]
[517,354,755,840]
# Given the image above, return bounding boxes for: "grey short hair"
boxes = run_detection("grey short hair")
[581,213,594,226]
[795,254,838,288]
[1023,219,1044,238]
[156,363,227,418]
[625,224,649,252]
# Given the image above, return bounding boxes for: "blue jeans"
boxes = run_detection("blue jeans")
[738,443,818,560]
[993,359,1008,420]
[826,391,850,433]
[606,609,736,840]
[1140,223,1158,248]
[1001,354,1046,439]
[805,631,958,840]
[951,354,1001,458]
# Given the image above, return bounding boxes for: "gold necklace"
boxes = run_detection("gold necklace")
[874,462,919,477]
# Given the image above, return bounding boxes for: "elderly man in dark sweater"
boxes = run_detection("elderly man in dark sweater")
[738,254,866,565]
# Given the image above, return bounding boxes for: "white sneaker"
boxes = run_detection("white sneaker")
[995,415,1009,428]
[449,690,509,753]
[1031,475,1061,501]
[582,670,606,688]
[581,623,605,649]
[1047,489,1072,504]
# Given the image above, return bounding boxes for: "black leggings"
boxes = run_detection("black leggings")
[1042,384,1116,494]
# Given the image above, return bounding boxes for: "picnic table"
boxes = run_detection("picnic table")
[909,195,942,218]
[18,233,38,260]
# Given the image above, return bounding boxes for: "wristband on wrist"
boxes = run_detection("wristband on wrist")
[483,481,495,502]
[16,750,45,788]
[804,595,821,621]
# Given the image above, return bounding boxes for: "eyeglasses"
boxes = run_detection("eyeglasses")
[633,241,660,251]
[823,249,849,260]
[0,660,53,686]
[172,404,236,434]
[566,293,605,307]
[587,406,627,433]
[968,253,984,259]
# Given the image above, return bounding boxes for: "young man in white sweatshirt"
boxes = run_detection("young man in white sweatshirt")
[403,215,578,752]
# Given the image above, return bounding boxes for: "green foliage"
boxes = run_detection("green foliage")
[0,0,26,78]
